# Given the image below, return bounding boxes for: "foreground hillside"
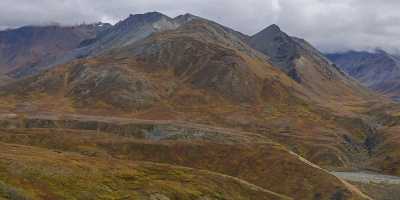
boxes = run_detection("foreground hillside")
[0,114,371,199]
[0,142,289,200]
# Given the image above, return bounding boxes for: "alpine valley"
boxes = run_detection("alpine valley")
[1,12,400,200]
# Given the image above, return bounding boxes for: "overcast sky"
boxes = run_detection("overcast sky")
[1,0,400,53]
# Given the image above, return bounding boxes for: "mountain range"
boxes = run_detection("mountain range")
[327,50,400,101]
[0,12,399,200]
[0,23,111,77]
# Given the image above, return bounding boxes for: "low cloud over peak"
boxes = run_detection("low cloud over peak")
[2,0,400,53]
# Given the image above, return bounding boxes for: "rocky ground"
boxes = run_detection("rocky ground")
[332,171,400,200]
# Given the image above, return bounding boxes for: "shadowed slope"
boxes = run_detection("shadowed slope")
[10,12,200,78]
[327,50,400,100]
[0,24,111,76]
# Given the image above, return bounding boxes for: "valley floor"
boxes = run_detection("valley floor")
[0,112,375,200]
[332,171,400,200]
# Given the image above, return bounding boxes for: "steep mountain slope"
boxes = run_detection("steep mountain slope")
[0,23,111,76]
[248,25,373,109]
[115,19,303,104]
[327,50,400,100]
[1,18,304,109]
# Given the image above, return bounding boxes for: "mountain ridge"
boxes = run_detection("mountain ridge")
[0,23,111,76]
[248,24,374,110]
[327,49,400,100]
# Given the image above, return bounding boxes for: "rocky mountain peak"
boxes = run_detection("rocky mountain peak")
[248,24,298,75]
[248,23,366,99]
[264,24,282,32]
[118,12,171,28]
[173,13,199,24]
[127,12,167,21]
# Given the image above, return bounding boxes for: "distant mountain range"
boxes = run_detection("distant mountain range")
[0,11,398,199]
[0,23,111,77]
[327,50,400,100]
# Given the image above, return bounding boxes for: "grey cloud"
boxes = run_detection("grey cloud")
[1,0,400,53]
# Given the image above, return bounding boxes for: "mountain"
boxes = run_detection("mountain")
[0,23,111,77]
[248,25,373,109]
[0,13,378,199]
[6,12,195,78]
[327,50,400,100]
[6,12,255,79]
[0,18,307,113]
[85,12,183,55]
[248,25,299,78]
[8,10,400,199]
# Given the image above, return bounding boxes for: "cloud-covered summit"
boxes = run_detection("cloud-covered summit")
[2,0,400,53]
